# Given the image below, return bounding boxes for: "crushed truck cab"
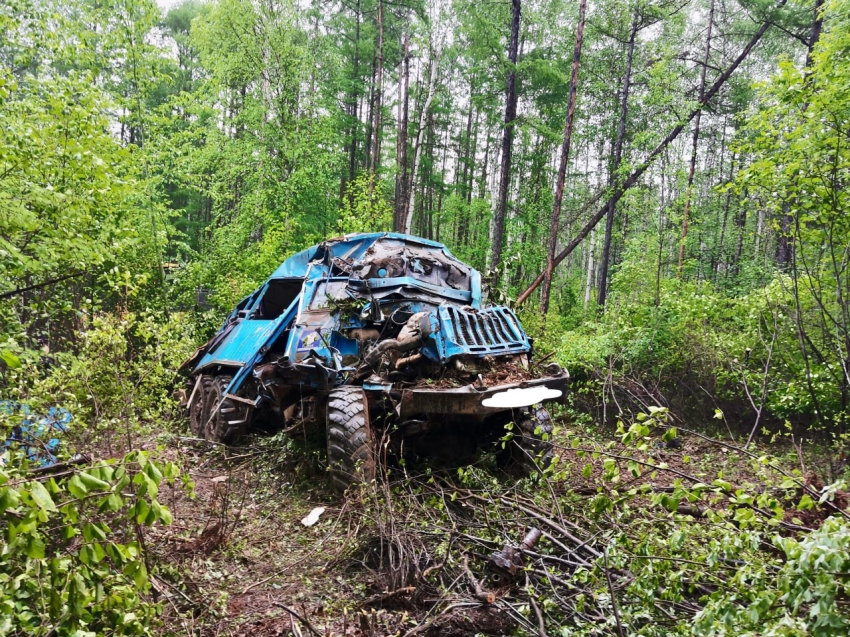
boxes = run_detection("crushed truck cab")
[181,233,567,491]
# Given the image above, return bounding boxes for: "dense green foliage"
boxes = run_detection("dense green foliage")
[0,449,184,636]
[1,0,850,633]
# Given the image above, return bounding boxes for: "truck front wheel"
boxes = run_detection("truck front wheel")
[205,376,252,444]
[189,375,213,438]
[326,387,376,493]
[497,405,554,476]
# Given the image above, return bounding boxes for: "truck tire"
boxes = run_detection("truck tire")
[326,387,376,493]
[205,376,252,444]
[189,375,213,437]
[498,405,554,476]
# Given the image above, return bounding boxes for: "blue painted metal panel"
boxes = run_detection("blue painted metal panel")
[362,276,472,302]
[223,297,301,394]
[434,306,531,361]
[269,233,480,303]
[189,233,525,390]
[196,320,279,370]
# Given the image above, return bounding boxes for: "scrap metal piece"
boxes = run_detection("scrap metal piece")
[487,527,542,585]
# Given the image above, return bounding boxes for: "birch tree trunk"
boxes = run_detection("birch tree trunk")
[404,55,438,234]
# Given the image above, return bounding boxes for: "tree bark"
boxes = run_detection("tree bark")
[394,25,411,231]
[515,7,782,307]
[678,0,715,274]
[458,83,475,245]
[404,55,438,234]
[596,12,638,310]
[347,0,362,191]
[540,0,587,315]
[369,0,384,197]
[491,0,521,273]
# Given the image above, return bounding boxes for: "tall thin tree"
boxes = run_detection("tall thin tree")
[491,0,521,273]
[540,0,587,315]
[404,53,438,233]
[515,3,784,306]
[394,24,411,231]
[597,9,638,310]
[368,0,384,197]
[678,0,715,273]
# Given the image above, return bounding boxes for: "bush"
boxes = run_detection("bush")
[554,275,846,434]
[0,449,183,636]
[3,311,196,451]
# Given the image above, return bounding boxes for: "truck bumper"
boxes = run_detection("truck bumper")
[393,371,569,419]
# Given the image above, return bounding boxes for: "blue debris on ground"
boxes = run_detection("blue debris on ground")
[0,400,72,466]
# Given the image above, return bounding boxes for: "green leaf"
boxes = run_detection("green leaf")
[25,535,45,559]
[82,522,107,542]
[78,472,110,492]
[134,499,150,524]
[798,494,815,511]
[1,349,21,369]
[67,475,88,499]
[0,486,20,514]
[98,492,123,513]
[28,481,56,512]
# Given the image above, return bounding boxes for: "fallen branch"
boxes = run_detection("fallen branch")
[604,547,625,637]
[462,555,495,603]
[273,602,322,637]
[361,586,416,607]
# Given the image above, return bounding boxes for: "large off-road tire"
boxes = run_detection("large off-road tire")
[189,375,213,437]
[205,376,252,444]
[497,405,554,476]
[326,387,376,493]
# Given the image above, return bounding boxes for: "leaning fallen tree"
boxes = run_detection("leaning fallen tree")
[516,1,787,307]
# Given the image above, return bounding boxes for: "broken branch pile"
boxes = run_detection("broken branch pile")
[345,415,850,636]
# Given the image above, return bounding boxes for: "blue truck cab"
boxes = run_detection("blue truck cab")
[181,233,567,491]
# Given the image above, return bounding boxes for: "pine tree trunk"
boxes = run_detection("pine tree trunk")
[394,26,410,231]
[347,0,362,192]
[678,0,715,274]
[597,12,638,310]
[404,55,438,233]
[458,86,475,245]
[540,0,587,315]
[369,0,384,197]
[491,0,521,273]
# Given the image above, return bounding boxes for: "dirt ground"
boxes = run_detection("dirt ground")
[130,415,845,637]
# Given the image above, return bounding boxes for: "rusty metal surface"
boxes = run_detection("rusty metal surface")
[487,527,543,585]
[396,373,568,418]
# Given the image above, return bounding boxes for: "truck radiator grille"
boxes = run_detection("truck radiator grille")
[441,306,530,355]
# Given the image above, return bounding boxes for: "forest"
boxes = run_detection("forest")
[1,0,849,634]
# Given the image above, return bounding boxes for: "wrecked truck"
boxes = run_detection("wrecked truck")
[181,233,568,491]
